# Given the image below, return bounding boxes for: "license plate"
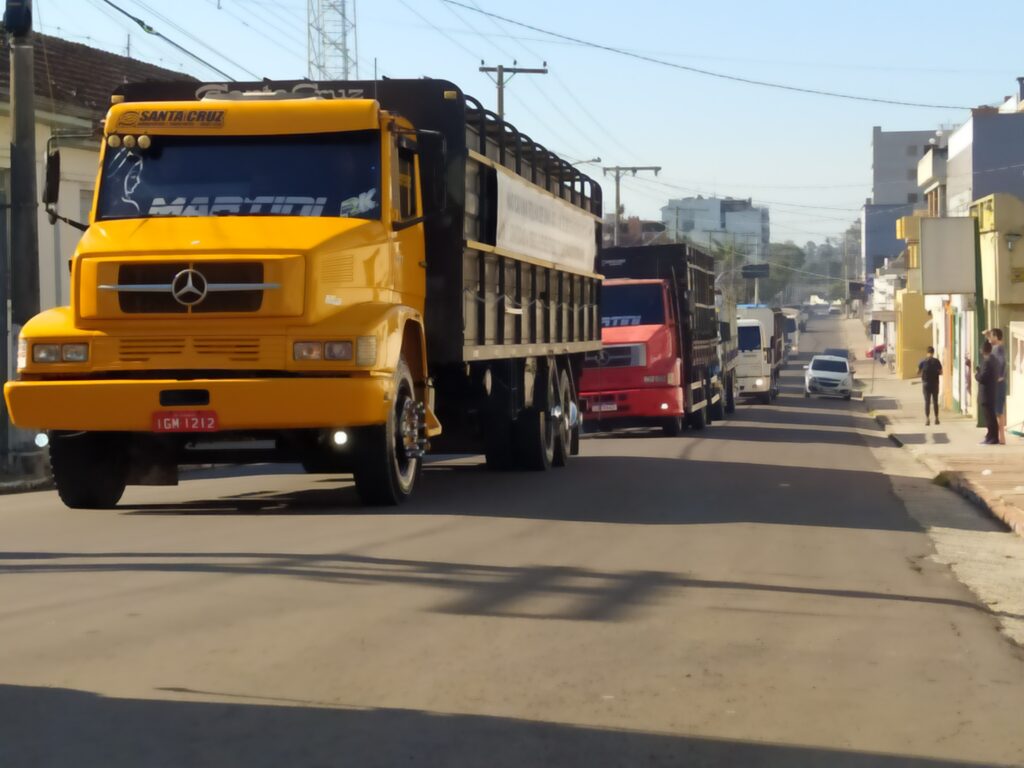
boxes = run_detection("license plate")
[152,410,219,433]
[592,403,618,413]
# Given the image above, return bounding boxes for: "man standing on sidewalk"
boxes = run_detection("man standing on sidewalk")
[976,340,999,445]
[986,328,1007,444]
[918,346,943,426]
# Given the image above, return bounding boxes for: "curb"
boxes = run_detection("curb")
[940,471,1024,536]
[0,476,54,496]
[866,405,1023,536]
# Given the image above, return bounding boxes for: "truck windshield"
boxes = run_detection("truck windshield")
[738,325,762,351]
[601,284,665,327]
[96,131,381,221]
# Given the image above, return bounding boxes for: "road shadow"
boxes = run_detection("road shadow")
[0,549,1010,622]
[0,684,1007,768]
[863,396,901,411]
[107,454,1003,533]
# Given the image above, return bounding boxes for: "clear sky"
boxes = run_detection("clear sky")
[36,0,1024,245]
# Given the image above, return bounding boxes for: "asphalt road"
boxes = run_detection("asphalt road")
[2,316,1023,767]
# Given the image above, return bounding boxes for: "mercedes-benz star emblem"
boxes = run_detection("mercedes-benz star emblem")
[171,268,208,306]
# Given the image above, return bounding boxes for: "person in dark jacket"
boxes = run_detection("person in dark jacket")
[918,346,943,425]
[975,341,999,445]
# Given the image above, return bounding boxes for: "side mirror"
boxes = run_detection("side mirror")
[43,149,61,207]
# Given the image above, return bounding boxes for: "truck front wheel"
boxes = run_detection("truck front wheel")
[49,432,128,509]
[353,358,423,506]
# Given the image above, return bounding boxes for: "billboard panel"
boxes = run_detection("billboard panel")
[920,217,976,295]
[495,165,597,273]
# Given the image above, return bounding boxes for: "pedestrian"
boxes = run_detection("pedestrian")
[986,328,1007,444]
[975,340,999,445]
[918,345,942,426]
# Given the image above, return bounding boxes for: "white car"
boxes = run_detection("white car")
[804,355,853,400]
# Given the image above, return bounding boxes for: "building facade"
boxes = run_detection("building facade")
[660,196,769,261]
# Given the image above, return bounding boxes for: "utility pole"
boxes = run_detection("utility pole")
[843,231,850,317]
[602,165,660,246]
[479,61,547,121]
[3,0,39,467]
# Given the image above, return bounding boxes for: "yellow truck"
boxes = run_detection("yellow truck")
[5,79,603,507]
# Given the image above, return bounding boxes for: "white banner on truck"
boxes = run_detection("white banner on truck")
[495,166,597,273]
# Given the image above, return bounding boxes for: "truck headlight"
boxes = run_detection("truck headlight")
[61,343,89,362]
[17,337,27,369]
[324,341,353,361]
[356,336,377,367]
[755,378,765,387]
[293,341,323,361]
[32,344,61,363]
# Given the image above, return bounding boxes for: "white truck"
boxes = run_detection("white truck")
[736,305,784,404]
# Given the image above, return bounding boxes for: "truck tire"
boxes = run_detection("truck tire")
[353,358,422,506]
[514,362,556,471]
[49,432,128,509]
[662,417,684,437]
[552,367,573,467]
[759,390,772,405]
[709,377,725,421]
[724,374,736,414]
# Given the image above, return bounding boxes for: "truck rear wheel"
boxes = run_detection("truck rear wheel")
[709,378,725,421]
[515,362,556,471]
[552,368,573,467]
[353,359,423,506]
[724,374,736,414]
[49,432,128,509]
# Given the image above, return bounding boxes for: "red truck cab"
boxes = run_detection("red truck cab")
[579,278,687,434]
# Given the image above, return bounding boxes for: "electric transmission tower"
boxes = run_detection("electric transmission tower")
[308,0,359,80]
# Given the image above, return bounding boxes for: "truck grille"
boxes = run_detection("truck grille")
[117,337,261,363]
[118,338,187,362]
[111,262,267,314]
[584,344,647,368]
[193,338,262,363]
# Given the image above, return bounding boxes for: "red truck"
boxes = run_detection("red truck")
[579,244,719,436]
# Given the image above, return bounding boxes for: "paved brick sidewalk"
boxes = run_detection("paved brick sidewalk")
[841,318,1024,535]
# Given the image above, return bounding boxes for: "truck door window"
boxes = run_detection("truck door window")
[96,131,381,221]
[394,145,418,220]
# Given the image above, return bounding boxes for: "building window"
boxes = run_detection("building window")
[907,192,918,204]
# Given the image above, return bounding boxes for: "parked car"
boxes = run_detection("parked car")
[804,355,853,400]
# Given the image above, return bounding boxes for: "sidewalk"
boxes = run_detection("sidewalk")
[841,318,1024,536]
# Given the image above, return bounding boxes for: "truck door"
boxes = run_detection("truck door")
[389,135,426,304]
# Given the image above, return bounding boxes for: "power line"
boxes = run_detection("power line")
[97,0,239,78]
[203,0,305,59]
[128,0,261,78]
[443,1,971,111]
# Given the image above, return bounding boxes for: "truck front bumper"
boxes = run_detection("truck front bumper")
[579,385,685,421]
[737,376,770,394]
[4,376,392,432]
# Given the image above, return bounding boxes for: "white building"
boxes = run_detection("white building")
[660,196,769,260]
[861,126,934,277]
